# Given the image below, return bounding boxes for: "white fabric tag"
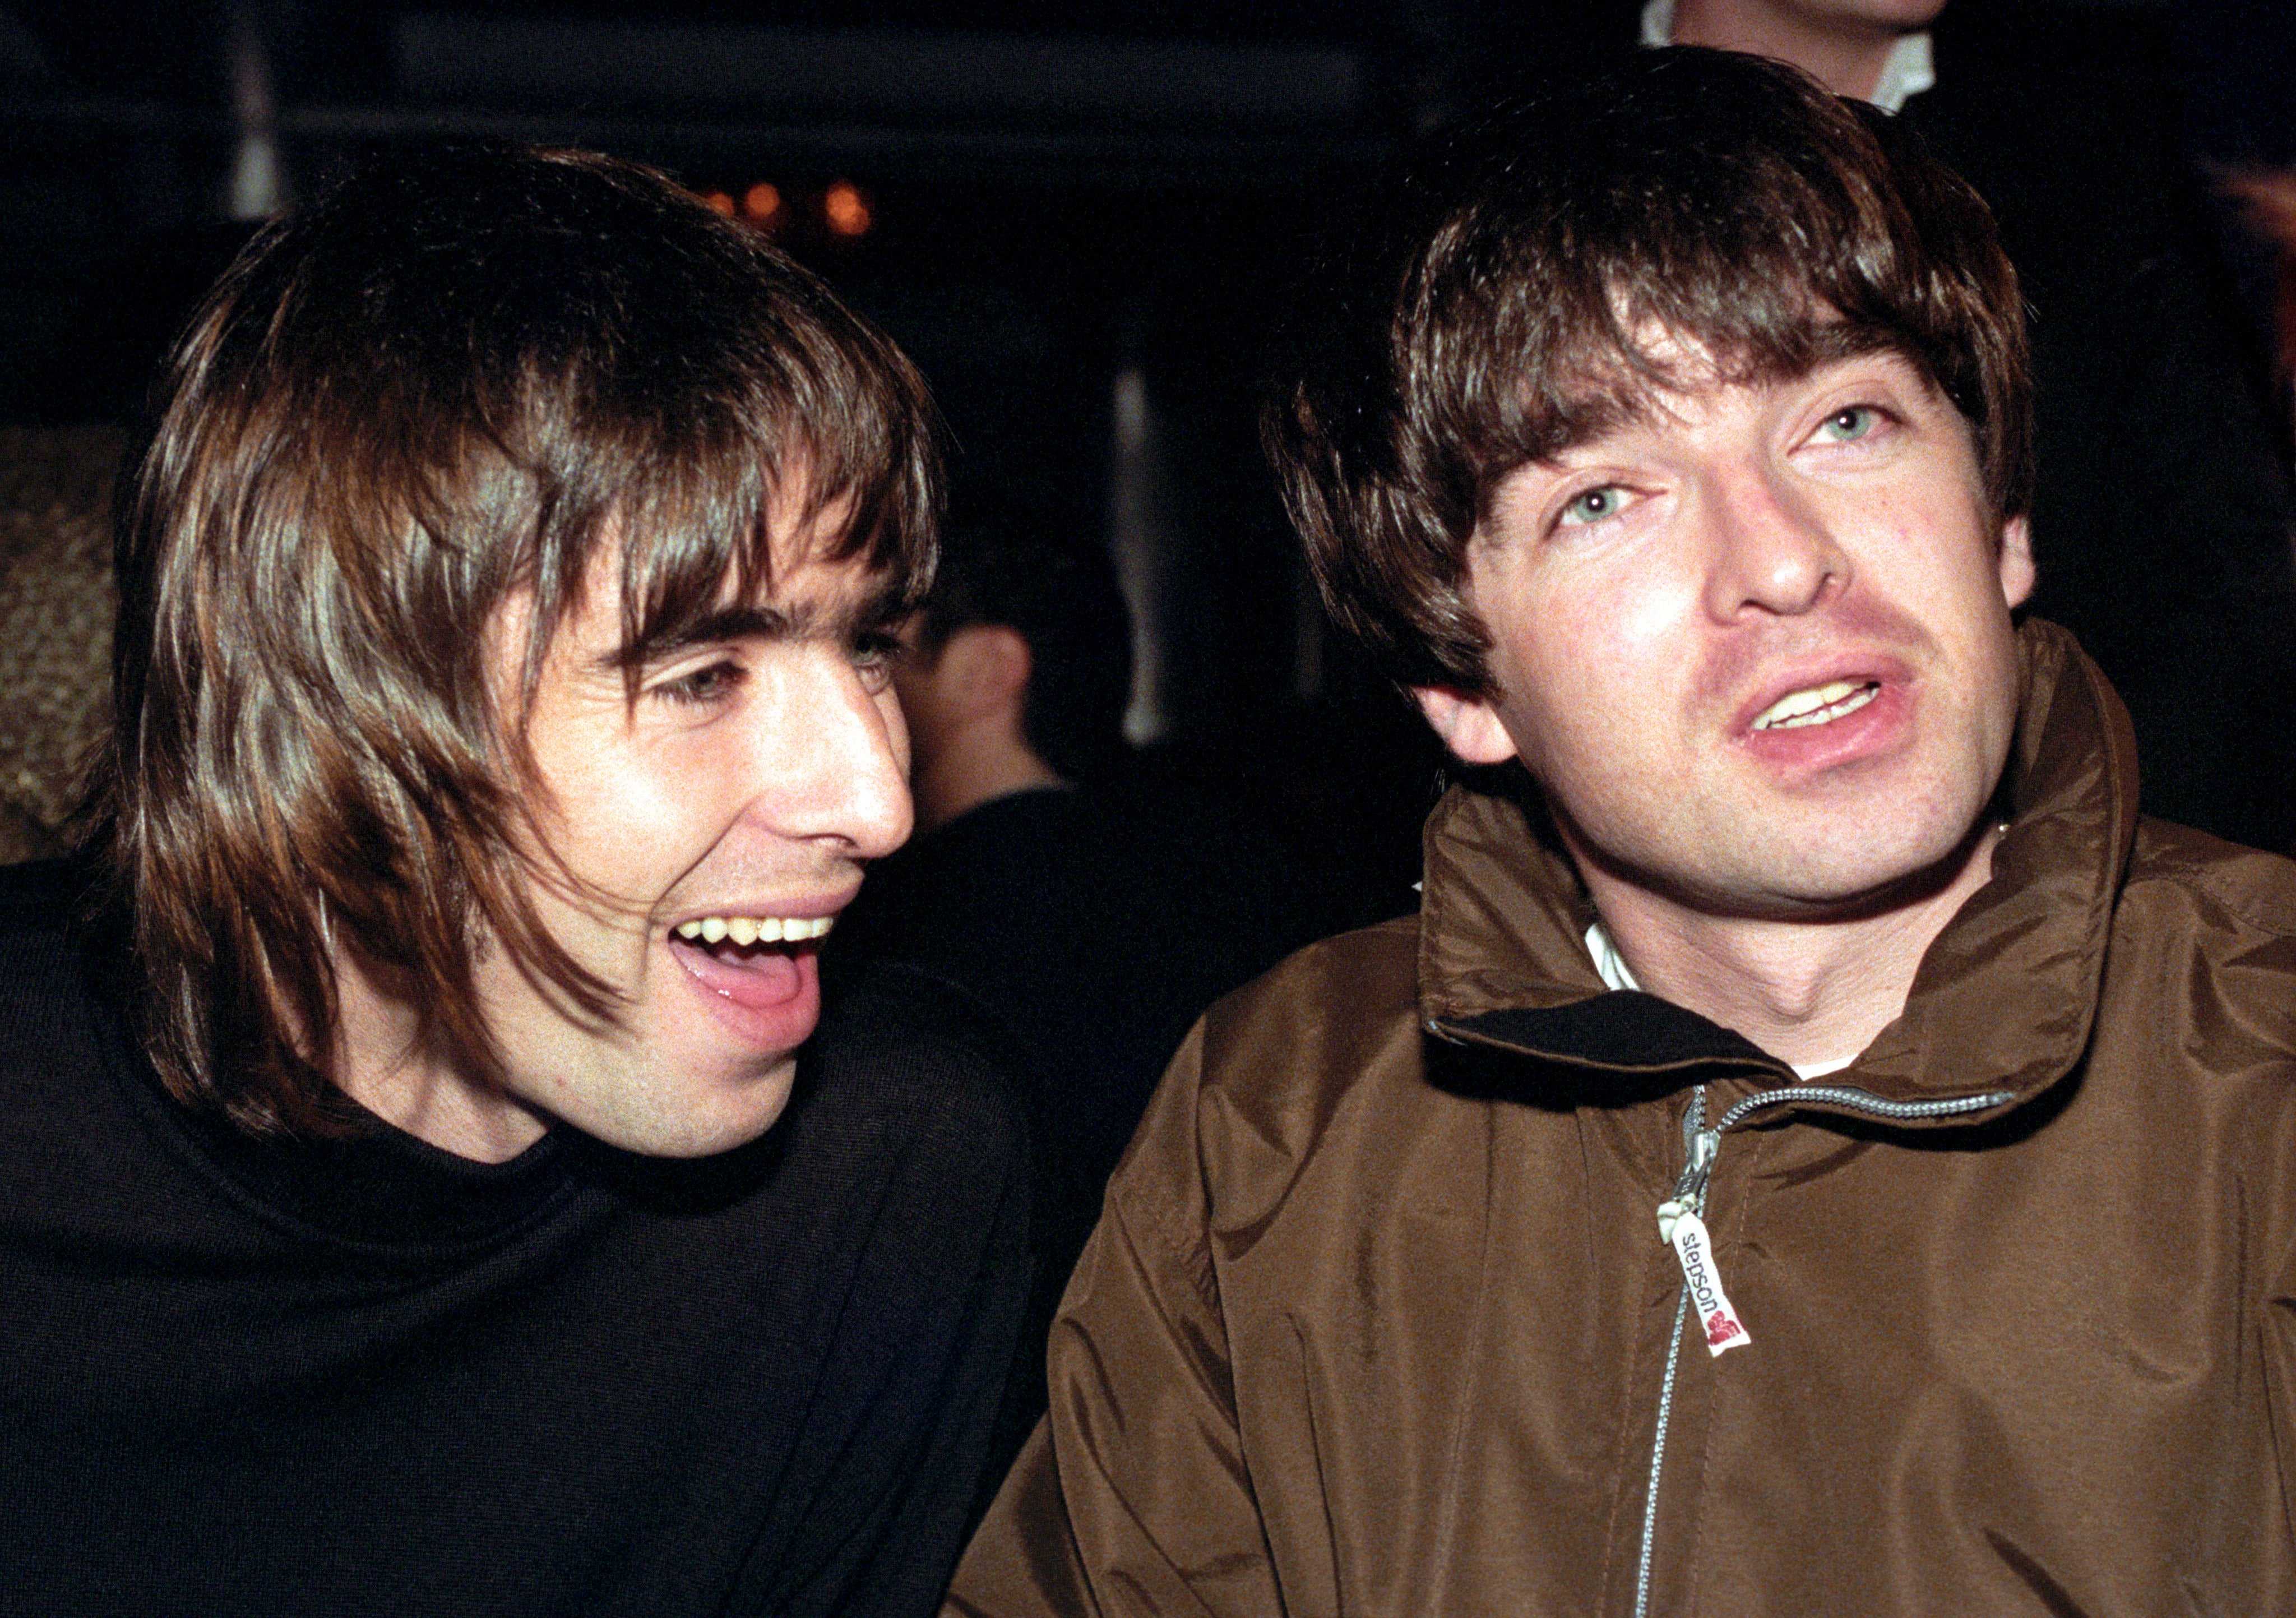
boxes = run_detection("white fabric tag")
[1668,1210,1752,1356]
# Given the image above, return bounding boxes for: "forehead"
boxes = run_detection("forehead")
[595,540,901,667]
[496,493,899,699]
[1541,327,1939,457]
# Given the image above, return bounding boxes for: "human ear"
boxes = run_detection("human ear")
[940,624,1034,722]
[1996,515,2035,609]
[1413,685,1520,765]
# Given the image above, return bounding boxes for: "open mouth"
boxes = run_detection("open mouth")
[1749,678,1880,732]
[673,915,834,947]
[667,914,834,1011]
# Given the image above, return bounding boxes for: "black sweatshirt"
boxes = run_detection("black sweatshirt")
[0,861,1031,1617]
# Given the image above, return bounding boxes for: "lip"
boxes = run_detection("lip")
[667,935,822,1055]
[661,882,858,1055]
[1728,651,1913,736]
[1730,653,1916,775]
[665,882,862,933]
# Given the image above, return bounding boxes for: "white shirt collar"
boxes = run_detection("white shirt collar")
[1638,0,1936,114]
[1585,918,1643,993]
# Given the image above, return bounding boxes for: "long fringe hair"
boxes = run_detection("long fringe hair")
[1266,49,2033,697]
[84,146,940,1136]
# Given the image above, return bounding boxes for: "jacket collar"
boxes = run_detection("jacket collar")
[1416,619,2138,1117]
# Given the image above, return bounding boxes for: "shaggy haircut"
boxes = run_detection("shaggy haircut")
[88,145,941,1136]
[1266,48,2032,697]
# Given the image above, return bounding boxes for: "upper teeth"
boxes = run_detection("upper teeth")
[674,916,835,946]
[1753,679,1876,731]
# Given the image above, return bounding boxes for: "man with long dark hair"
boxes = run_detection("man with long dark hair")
[0,146,1028,1615]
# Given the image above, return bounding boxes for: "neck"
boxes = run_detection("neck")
[331,946,548,1162]
[1580,821,2003,1070]
[1669,0,1903,101]
[911,727,1067,834]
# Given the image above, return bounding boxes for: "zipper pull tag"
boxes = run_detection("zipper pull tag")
[1656,1127,1720,1243]
[1668,1209,1753,1356]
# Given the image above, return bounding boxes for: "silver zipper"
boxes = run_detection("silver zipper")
[1631,1085,1709,1618]
[1629,1078,2012,1618]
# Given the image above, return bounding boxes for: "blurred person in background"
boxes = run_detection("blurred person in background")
[831,495,1348,1460]
[2226,169,2296,437]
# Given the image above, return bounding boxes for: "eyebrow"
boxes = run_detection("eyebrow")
[601,578,911,673]
[1535,334,1927,465]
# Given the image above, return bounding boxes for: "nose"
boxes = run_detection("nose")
[1700,463,1848,622]
[750,652,913,859]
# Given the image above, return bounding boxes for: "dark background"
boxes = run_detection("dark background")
[3,0,2292,887]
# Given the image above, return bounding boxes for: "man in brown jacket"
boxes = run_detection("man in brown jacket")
[947,49,2296,1616]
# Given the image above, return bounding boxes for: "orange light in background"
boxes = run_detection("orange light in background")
[742,182,783,225]
[699,189,735,218]
[822,181,872,238]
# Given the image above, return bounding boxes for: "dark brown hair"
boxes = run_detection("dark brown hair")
[1266,48,2032,696]
[87,145,941,1136]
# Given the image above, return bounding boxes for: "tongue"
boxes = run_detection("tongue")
[670,936,804,1010]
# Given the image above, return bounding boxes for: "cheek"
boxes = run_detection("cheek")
[1972,604,2026,744]
[1498,585,1697,788]
[1508,579,1665,707]
[1469,536,1696,751]
[544,733,756,894]
[540,760,696,897]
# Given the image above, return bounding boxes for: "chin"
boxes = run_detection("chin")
[1772,825,1994,916]
[575,1061,800,1158]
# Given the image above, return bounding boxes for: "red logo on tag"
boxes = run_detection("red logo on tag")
[1668,1209,1753,1356]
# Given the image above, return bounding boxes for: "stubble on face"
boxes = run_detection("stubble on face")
[335,496,913,1163]
[1453,344,2028,928]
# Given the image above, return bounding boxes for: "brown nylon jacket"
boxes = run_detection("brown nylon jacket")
[948,622,2296,1616]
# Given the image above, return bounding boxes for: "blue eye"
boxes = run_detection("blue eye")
[1559,486,1626,526]
[850,630,903,692]
[1818,406,1877,442]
